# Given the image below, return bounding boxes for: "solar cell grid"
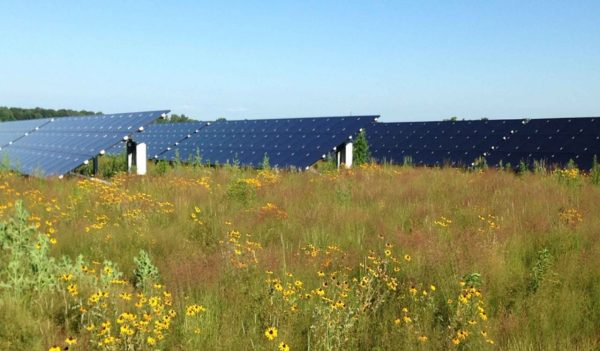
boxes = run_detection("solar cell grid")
[0,118,52,148]
[368,119,530,166]
[463,117,599,169]
[0,110,167,176]
[160,115,378,168]
[108,121,209,158]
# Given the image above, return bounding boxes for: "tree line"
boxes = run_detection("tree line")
[0,107,101,122]
[0,107,198,124]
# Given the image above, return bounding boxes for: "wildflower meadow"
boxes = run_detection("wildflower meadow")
[1,163,599,350]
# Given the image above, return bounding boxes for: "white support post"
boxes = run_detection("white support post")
[136,142,147,175]
[344,142,353,168]
[337,149,342,169]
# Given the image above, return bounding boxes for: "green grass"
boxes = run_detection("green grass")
[0,164,599,350]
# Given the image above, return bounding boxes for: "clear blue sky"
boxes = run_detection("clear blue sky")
[1,1,599,122]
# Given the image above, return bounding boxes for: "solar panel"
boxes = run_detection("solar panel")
[159,116,379,168]
[367,119,524,166]
[0,118,52,148]
[369,117,600,170]
[0,110,168,177]
[486,117,600,169]
[107,121,210,158]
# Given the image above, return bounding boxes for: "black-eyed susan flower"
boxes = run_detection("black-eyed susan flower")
[65,336,77,345]
[278,341,290,351]
[264,326,278,341]
[49,346,61,351]
[67,284,78,296]
[119,292,132,300]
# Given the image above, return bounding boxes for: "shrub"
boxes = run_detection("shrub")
[353,130,371,166]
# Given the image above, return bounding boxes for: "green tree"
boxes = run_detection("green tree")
[353,129,371,166]
[0,106,100,122]
[155,113,196,124]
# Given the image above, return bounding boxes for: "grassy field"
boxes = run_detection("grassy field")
[1,163,599,350]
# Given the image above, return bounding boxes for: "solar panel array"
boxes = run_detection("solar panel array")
[107,121,210,158]
[2,111,597,177]
[0,110,168,177]
[486,117,600,169]
[0,118,52,148]
[368,117,600,169]
[159,116,379,168]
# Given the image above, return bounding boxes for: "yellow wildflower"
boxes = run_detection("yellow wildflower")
[265,326,278,341]
[65,336,77,345]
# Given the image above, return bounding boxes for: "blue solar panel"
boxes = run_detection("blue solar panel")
[369,117,600,170]
[159,116,379,168]
[0,118,52,148]
[107,121,210,158]
[486,117,600,169]
[367,119,524,166]
[0,110,168,177]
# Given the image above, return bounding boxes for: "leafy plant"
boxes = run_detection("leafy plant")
[528,248,555,293]
[155,160,169,175]
[261,153,271,170]
[353,130,371,166]
[0,201,57,295]
[133,249,161,291]
[591,155,600,185]
[226,178,257,205]
[517,160,529,175]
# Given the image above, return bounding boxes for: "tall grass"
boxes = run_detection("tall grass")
[0,164,599,350]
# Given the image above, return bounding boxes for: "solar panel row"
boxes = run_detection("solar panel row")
[0,110,168,177]
[367,117,600,169]
[486,117,600,169]
[1,112,597,177]
[108,121,210,158]
[158,116,379,168]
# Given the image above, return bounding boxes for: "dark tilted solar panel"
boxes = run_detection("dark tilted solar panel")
[367,119,526,166]
[486,117,600,169]
[159,116,379,168]
[107,121,210,158]
[0,110,168,177]
[0,118,52,148]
